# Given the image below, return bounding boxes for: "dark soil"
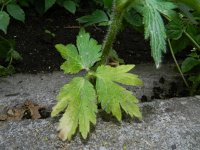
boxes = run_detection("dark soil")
[140,76,190,102]
[0,6,178,73]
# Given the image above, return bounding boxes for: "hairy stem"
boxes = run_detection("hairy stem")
[98,0,134,65]
[100,8,123,64]
[168,39,189,88]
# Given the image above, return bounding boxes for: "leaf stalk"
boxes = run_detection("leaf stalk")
[99,0,133,65]
[168,39,189,88]
[184,31,200,51]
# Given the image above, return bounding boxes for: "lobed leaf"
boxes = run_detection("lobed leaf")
[96,65,143,86]
[95,65,143,121]
[155,0,177,20]
[56,29,102,73]
[142,0,176,67]
[51,77,97,141]
[77,29,102,69]
[166,19,186,40]
[55,44,83,73]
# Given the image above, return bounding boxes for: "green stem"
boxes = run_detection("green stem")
[0,35,7,41]
[97,0,134,66]
[100,7,124,64]
[1,3,5,11]
[184,31,200,51]
[8,56,12,66]
[168,39,189,88]
[1,0,12,11]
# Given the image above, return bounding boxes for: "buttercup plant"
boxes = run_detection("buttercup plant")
[52,0,141,141]
[51,29,143,141]
[51,0,200,141]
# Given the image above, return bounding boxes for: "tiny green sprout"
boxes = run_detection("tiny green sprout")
[45,29,55,38]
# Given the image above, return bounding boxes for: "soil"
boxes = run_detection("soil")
[0,6,180,73]
[0,6,190,101]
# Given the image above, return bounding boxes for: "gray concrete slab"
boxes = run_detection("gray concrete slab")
[0,97,200,150]
[0,63,183,108]
[0,63,199,150]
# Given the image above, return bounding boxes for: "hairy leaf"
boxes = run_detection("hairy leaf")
[0,11,10,34]
[51,77,97,141]
[155,0,177,20]
[56,29,102,73]
[95,65,143,121]
[142,0,176,67]
[77,10,109,26]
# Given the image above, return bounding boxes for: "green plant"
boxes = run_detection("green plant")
[165,1,200,95]
[51,29,143,141]
[44,29,56,38]
[78,0,177,67]
[105,0,200,94]
[77,9,110,26]
[169,39,200,95]
[0,0,25,33]
[182,52,200,95]
[26,0,79,15]
[76,0,112,26]
[0,0,23,75]
[0,36,22,76]
[52,0,200,141]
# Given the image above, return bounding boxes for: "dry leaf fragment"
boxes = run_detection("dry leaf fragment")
[0,100,46,121]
